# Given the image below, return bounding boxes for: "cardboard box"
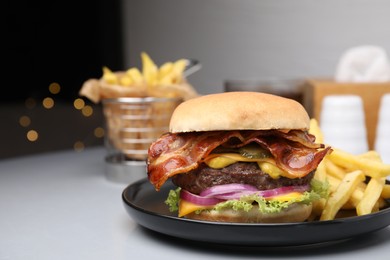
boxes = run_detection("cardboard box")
[303,79,390,149]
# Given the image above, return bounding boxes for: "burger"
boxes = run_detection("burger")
[147,92,331,223]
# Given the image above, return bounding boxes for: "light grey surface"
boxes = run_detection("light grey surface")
[122,0,390,95]
[1,147,390,259]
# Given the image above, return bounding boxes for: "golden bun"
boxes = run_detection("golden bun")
[169,92,309,133]
[185,203,312,223]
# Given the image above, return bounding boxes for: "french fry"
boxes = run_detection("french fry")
[359,150,383,161]
[378,198,387,208]
[326,174,341,193]
[356,177,386,216]
[356,151,387,215]
[328,149,390,179]
[341,200,356,210]
[372,203,380,213]
[126,67,143,85]
[141,52,158,86]
[102,66,118,84]
[309,118,324,143]
[325,159,368,205]
[382,184,390,199]
[171,59,187,83]
[320,170,365,221]
[158,62,174,85]
[325,159,347,180]
[119,74,133,86]
[349,186,365,208]
[311,161,327,216]
[324,175,353,210]
[314,159,327,182]
[326,174,364,209]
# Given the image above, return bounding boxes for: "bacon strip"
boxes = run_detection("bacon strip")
[147,130,331,191]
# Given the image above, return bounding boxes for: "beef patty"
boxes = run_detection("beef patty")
[172,162,314,194]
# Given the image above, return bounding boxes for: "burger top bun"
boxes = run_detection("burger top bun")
[169,92,310,133]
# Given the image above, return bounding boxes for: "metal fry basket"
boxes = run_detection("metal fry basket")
[102,97,182,183]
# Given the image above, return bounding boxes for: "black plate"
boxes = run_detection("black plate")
[122,178,390,246]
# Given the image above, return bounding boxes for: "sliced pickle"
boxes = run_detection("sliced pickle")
[239,143,271,159]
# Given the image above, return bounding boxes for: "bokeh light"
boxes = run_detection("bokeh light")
[17,94,103,154]
[81,105,93,117]
[19,116,31,127]
[73,98,85,110]
[48,82,61,94]
[42,97,55,109]
[27,130,39,142]
[73,141,85,152]
[94,127,105,138]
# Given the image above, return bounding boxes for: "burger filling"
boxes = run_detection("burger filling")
[166,151,329,217]
[147,130,332,218]
[172,162,315,195]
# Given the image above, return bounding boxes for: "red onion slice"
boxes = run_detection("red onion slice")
[200,183,258,197]
[180,184,311,206]
[205,184,311,200]
[212,190,257,200]
[180,189,223,206]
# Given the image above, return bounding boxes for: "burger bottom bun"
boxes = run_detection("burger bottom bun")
[185,203,313,223]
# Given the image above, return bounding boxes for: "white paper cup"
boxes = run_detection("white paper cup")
[320,95,368,154]
[375,93,390,165]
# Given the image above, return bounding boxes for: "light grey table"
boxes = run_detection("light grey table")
[1,147,390,260]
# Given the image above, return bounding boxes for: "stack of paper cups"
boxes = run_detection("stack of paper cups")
[375,93,390,165]
[320,95,368,154]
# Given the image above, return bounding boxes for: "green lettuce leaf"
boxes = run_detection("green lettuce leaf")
[165,188,180,212]
[165,179,330,214]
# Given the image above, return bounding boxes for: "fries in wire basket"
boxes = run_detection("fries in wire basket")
[79,52,199,160]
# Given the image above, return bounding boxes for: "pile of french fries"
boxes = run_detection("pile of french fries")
[79,52,199,160]
[309,119,390,221]
[79,52,198,103]
[102,52,188,87]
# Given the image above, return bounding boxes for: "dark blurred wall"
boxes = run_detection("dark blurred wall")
[1,0,123,158]
[4,0,123,102]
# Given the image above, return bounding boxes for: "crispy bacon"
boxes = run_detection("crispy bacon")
[147,130,331,191]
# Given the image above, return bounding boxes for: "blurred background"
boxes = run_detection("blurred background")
[3,0,390,159]
[2,0,123,158]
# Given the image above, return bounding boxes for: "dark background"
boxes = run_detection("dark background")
[4,0,123,102]
[2,0,124,158]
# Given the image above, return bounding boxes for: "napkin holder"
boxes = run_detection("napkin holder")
[303,79,390,149]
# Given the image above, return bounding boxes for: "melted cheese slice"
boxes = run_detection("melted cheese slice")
[204,153,287,179]
[269,192,303,202]
[178,199,214,217]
